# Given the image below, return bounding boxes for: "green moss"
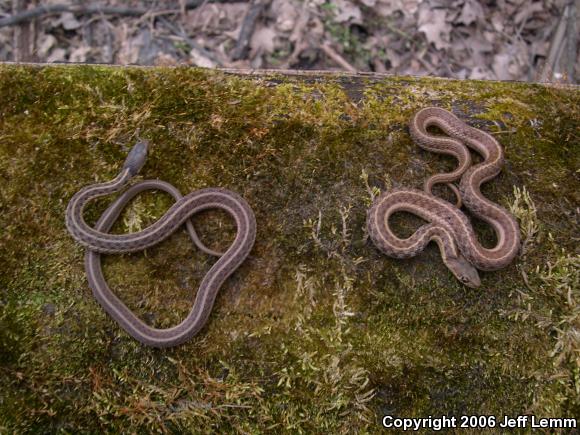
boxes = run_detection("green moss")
[0,65,578,432]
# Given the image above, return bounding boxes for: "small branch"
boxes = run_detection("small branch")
[540,3,570,82]
[417,55,437,76]
[384,20,412,41]
[11,0,26,62]
[158,16,222,67]
[1,4,143,27]
[230,0,269,61]
[0,1,231,28]
[321,42,356,72]
[565,0,577,83]
[281,1,310,68]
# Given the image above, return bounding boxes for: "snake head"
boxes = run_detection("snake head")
[123,140,148,176]
[445,254,481,288]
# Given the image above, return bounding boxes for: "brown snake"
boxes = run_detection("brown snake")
[367,107,520,287]
[65,141,256,347]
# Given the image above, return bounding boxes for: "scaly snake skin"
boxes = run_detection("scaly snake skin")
[367,107,520,287]
[65,141,256,347]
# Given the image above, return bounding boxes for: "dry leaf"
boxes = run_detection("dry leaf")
[386,47,402,68]
[375,0,419,17]
[58,12,82,30]
[492,52,513,80]
[490,11,504,32]
[458,0,485,25]
[418,4,451,50]
[37,34,57,57]
[272,0,300,32]
[514,1,545,25]
[190,48,216,68]
[469,66,490,79]
[0,0,569,81]
[333,0,362,24]
[155,53,178,66]
[185,3,247,33]
[47,48,66,63]
[69,46,91,63]
[116,28,148,65]
[251,26,278,54]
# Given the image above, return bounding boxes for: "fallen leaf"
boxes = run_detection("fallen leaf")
[38,34,57,57]
[418,4,451,50]
[47,48,66,63]
[514,1,545,25]
[116,27,149,65]
[58,12,82,30]
[155,53,178,66]
[492,52,511,80]
[69,46,91,63]
[375,0,419,17]
[458,0,484,25]
[490,11,504,32]
[386,47,402,68]
[185,3,247,33]
[333,0,362,24]
[272,0,300,32]
[469,66,490,79]
[251,26,278,54]
[190,48,216,68]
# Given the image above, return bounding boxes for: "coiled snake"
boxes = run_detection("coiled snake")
[65,141,256,347]
[367,107,520,287]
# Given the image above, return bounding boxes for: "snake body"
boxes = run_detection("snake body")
[367,107,520,287]
[65,141,256,347]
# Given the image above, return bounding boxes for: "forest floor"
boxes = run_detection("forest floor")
[0,0,578,83]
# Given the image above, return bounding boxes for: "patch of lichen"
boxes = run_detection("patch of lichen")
[0,64,578,432]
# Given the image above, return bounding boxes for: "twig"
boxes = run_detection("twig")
[281,1,310,68]
[321,42,356,72]
[190,0,210,30]
[230,0,269,61]
[0,1,233,28]
[384,20,412,41]
[540,3,570,82]
[1,5,144,27]
[417,54,437,76]
[565,0,577,83]
[11,0,27,62]
[157,16,222,67]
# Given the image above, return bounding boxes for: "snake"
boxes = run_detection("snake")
[65,140,257,347]
[367,107,520,287]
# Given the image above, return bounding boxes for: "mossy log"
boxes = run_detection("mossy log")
[0,64,578,432]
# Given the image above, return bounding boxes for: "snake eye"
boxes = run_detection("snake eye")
[461,276,469,283]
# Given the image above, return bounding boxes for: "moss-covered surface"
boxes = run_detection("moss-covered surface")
[0,64,578,433]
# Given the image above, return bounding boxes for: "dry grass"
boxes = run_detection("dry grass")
[509,185,540,257]
[507,186,579,414]
[296,205,375,422]
[538,247,580,367]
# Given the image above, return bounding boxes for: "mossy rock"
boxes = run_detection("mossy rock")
[0,64,578,433]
